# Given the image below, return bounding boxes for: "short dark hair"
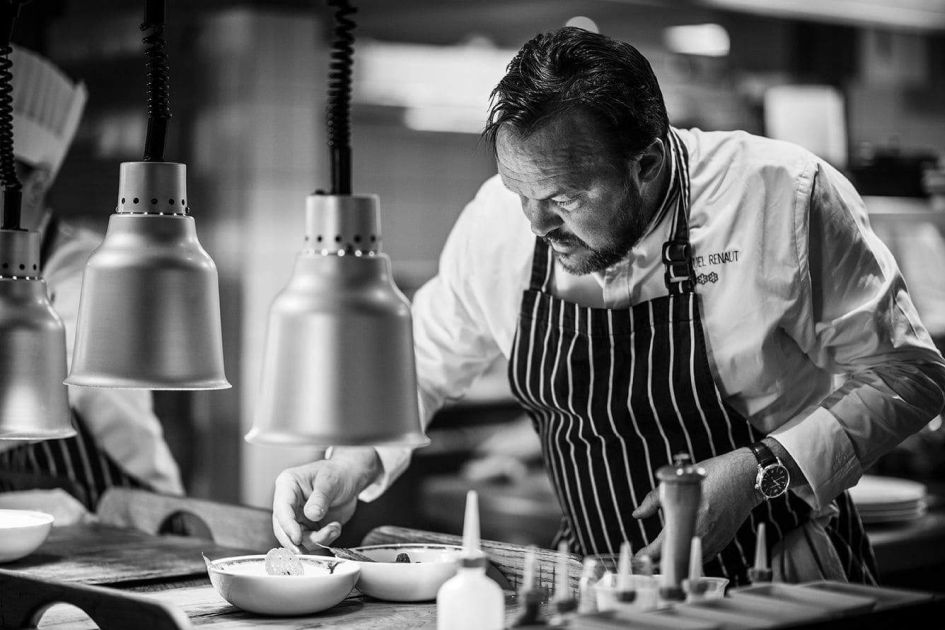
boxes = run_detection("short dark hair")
[483,27,669,162]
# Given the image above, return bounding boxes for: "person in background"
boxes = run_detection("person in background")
[0,45,183,524]
[271,28,945,585]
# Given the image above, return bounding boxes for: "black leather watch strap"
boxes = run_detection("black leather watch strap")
[749,441,777,467]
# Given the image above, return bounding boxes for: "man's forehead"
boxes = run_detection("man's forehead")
[495,114,613,196]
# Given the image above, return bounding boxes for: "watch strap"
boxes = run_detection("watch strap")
[749,441,777,467]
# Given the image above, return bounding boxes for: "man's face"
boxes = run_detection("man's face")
[496,110,655,276]
[14,160,49,231]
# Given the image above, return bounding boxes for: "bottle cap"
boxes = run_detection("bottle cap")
[461,489,484,560]
[753,523,768,571]
[656,452,707,484]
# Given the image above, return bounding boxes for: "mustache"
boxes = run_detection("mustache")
[542,229,587,248]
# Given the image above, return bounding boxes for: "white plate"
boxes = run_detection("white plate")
[848,476,927,507]
[347,543,463,602]
[0,509,54,563]
[205,554,359,616]
[859,503,928,524]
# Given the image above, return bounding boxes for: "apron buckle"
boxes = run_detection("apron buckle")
[662,239,691,264]
[664,265,694,292]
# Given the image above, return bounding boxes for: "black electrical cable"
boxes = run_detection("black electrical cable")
[141,0,170,162]
[0,0,24,230]
[326,0,356,196]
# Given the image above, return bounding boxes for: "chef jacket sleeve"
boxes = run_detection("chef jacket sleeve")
[360,185,507,501]
[47,229,185,496]
[772,160,945,510]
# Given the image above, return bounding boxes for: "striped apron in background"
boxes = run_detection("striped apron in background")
[0,411,147,510]
[0,216,148,510]
[507,129,876,586]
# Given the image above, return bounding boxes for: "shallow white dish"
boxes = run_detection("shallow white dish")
[205,554,359,616]
[0,509,54,563]
[848,475,926,507]
[857,501,928,524]
[347,543,463,602]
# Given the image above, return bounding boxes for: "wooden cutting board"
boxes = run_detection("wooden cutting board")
[3,522,256,585]
[33,585,442,629]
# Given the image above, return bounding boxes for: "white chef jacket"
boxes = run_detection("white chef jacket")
[0,217,184,495]
[363,128,945,515]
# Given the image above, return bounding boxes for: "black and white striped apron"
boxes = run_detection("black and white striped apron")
[507,130,876,586]
[0,215,149,510]
[0,412,147,510]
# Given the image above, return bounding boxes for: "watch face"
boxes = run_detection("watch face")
[759,465,790,498]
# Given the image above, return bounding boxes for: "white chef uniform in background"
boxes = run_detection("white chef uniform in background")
[0,46,182,522]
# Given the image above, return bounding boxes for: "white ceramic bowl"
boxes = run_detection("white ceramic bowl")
[205,554,360,616]
[594,572,662,612]
[0,509,54,563]
[348,543,463,602]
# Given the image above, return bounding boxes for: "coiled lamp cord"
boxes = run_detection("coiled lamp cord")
[326,0,356,196]
[0,0,24,230]
[141,0,171,162]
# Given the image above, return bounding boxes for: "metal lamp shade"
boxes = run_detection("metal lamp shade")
[65,162,229,389]
[246,194,428,447]
[0,230,74,439]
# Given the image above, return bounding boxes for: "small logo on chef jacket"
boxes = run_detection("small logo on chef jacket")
[692,249,739,285]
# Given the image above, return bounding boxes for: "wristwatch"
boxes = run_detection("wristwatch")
[749,441,790,500]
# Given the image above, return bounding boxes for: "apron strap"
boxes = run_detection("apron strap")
[662,130,696,295]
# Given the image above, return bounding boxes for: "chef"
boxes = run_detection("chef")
[0,46,183,523]
[271,28,945,585]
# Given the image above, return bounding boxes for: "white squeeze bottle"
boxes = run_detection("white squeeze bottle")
[436,489,505,630]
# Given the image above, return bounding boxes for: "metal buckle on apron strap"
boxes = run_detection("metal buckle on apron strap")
[662,240,691,264]
[662,239,694,292]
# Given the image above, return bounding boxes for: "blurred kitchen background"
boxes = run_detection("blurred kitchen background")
[11,0,945,573]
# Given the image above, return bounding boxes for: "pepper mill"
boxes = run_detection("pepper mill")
[656,452,706,601]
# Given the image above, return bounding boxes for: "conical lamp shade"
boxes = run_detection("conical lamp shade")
[246,194,429,447]
[0,229,74,439]
[65,162,229,390]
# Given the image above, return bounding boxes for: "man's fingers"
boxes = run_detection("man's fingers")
[303,468,343,523]
[636,530,664,562]
[272,512,301,554]
[632,489,661,519]
[272,471,308,546]
[301,521,343,549]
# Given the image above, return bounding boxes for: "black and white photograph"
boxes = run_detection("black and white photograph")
[1,0,944,628]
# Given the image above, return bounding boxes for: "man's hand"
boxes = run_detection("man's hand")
[0,489,94,527]
[631,448,760,562]
[272,447,381,553]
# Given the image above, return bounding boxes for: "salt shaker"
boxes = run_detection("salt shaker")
[656,452,706,601]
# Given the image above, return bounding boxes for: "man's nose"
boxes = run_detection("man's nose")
[522,198,562,237]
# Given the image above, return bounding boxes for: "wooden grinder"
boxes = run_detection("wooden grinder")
[657,453,706,601]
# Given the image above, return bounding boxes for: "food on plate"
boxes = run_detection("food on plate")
[395,552,412,563]
[265,547,304,576]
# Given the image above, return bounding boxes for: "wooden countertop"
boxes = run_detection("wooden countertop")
[1,488,942,629]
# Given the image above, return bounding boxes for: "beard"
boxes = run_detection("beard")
[542,185,651,276]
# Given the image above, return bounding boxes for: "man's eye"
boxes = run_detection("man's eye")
[554,198,579,211]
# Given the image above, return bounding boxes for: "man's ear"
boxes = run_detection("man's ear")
[636,137,665,185]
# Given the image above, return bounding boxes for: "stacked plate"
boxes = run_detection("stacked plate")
[848,475,928,524]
